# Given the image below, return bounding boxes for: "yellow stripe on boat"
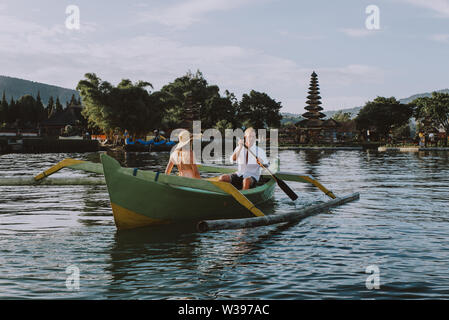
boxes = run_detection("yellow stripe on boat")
[111,202,171,230]
[204,176,220,181]
[209,180,265,217]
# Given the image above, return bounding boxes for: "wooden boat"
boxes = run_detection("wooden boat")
[28,155,356,231]
[101,154,277,230]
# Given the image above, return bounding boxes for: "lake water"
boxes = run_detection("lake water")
[0,149,448,299]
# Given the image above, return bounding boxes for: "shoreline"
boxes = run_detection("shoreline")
[3,138,449,155]
[378,146,449,152]
[279,146,363,150]
[0,137,99,154]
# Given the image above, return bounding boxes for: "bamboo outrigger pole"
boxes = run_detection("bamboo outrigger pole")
[34,159,87,181]
[0,177,105,186]
[197,192,360,232]
[0,159,105,185]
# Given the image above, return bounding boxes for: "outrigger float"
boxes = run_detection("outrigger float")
[1,154,360,231]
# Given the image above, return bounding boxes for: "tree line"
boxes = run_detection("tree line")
[0,91,81,129]
[3,69,447,145]
[343,93,449,145]
[76,70,283,139]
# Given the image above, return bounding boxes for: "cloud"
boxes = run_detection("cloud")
[278,30,325,40]
[319,65,385,83]
[430,33,449,42]
[0,7,384,113]
[339,28,378,37]
[138,0,258,28]
[323,96,372,110]
[398,0,449,17]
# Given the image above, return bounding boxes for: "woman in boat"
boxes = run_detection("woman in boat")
[165,130,201,179]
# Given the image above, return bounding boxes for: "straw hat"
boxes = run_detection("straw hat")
[175,130,202,150]
[175,130,191,150]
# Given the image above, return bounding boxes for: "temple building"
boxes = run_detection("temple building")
[296,71,340,143]
[40,105,86,137]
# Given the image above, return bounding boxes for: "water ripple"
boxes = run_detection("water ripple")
[1,150,449,299]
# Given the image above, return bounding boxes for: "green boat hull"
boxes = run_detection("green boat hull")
[101,154,276,230]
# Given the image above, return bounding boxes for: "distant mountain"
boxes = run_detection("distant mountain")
[398,88,449,104]
[0,75,80,106]
[322,106,362,120]
[281,107,361,124]
[282,89,449,122]
[280,112,303,125]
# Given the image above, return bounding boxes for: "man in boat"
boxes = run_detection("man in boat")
[218,127,268,190]
[152,129,166,143]
[165,130,201,179]
[124,129,134,145]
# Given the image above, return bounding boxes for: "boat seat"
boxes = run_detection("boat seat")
[203,176,270,189]
[256,176,271,187]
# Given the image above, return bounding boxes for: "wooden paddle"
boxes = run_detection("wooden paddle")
[243,144,298,201]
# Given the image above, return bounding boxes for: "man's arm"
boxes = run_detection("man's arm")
[255,147,269,166]
[230,139,244,162]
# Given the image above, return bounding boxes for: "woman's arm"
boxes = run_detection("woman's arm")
[189,151,201,179]
[192,164,201,178]
[165,160,174,175]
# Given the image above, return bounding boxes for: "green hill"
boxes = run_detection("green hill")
[398,89,449,104]
[322,106,362,120]
[0,75,79,106]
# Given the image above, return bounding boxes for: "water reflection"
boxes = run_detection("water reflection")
[77,185,112,227]
[294,150,337,175]
[105,150,171,171]
[104,197,285,299]
[289,150,334,194]
[106,224,200,298]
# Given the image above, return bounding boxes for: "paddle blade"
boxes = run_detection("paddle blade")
[274,175,298,201]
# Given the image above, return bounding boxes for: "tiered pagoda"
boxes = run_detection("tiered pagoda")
[296,71,339,143]
[297,71,326,128]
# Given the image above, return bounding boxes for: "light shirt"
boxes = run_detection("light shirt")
[230,145,268,181]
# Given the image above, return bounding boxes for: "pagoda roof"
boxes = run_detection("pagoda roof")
[306,100,322,105]
[305,106,323,112]
[302,111,326,119]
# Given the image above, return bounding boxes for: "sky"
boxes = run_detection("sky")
[0,0,448,113]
